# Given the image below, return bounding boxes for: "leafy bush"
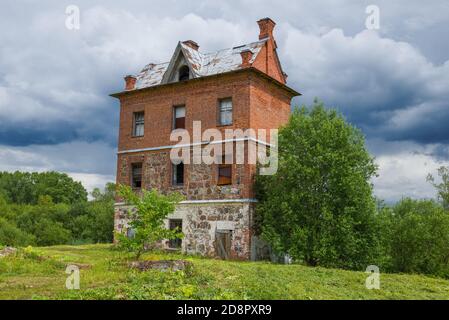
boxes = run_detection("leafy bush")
[0,217,35,247]
[380,198,449,278]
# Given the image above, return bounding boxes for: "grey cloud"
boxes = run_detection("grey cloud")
[0,0,448,200]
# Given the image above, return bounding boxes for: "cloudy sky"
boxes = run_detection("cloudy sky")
[0,1,448,202]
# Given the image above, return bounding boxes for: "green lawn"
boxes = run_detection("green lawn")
[1,244,449,300]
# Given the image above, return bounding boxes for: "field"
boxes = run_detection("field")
[1,244,449,300]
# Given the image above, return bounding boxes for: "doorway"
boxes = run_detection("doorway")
[215,230,231,259]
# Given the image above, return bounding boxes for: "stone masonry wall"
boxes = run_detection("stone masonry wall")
[116,145,254,201]
[114,202,254,260]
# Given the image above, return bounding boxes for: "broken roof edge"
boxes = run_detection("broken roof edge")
[110,67,301,99]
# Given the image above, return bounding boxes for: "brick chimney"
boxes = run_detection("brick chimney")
[182,40,199,50]
[124,75,137,90]
[257,17,276,40]
[240,50,253,68]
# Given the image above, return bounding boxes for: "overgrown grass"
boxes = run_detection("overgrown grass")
[1,244,449,300]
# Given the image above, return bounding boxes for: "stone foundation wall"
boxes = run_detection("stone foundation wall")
[114,201,254,260]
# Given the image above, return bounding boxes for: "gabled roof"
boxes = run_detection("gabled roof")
[134,39,268,90]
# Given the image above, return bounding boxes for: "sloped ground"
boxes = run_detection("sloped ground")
[0,244,448,300]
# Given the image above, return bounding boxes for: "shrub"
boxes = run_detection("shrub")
[385,198,449,277]
[0,217,35,247]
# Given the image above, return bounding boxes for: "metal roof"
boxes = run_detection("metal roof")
[134,39,268,90]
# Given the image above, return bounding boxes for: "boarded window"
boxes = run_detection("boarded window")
[172,162,184,186]
[173,106,185,129]
[133,112,144,136]
[169,219,182,249]
[218,98,232,126]
[218,155,232,185]
[131,163,142,189]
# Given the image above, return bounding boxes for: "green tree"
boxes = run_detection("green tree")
[69,183,115,243]
[32,219,72,246]
[0,217,35,247]
[0,171,87,205]
[256,101,379,269]
[16,200,72,246]
[385,198,449,277]
[116,185,184,260]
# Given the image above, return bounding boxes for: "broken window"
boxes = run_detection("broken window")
[168,219,182,249]
[131,163,142,189]
[133,111,144,136]
[218,98,232,126]
[172,162,184,186]
[173,105,186,129]
[218,155,232,185]
[178,65,190,81]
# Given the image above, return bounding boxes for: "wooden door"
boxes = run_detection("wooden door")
[215,230,231,260]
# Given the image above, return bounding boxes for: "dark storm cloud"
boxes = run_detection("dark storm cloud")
[281,28,449,150]
[0,0,448,200]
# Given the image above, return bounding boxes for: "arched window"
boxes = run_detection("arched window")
[178,65,190,81]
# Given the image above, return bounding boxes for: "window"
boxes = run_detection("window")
[218,98,232,126]
[131,163,142,189]
[218,155,232,185]
[178,65,190,81]
[172,162,184,186]
[133,112,144,136]
[126,227,136,239]
[173,105,185,129]
[168,219,182,249]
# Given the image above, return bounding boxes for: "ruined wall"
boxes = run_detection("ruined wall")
[114,202,254,260]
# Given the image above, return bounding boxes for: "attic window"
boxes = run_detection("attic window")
[178,65,190,81]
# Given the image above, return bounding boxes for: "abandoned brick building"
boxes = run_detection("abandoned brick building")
[111,18,299,260]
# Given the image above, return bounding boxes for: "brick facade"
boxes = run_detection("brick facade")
[111,18,299,260]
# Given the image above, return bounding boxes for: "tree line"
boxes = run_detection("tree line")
[0,171,114,247]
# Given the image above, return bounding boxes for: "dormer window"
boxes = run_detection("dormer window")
[178,65,190,81]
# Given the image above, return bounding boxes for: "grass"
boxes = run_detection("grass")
[1,244,449,300]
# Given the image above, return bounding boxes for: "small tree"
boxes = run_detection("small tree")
[427,166,449,209]
[116,185,184,260]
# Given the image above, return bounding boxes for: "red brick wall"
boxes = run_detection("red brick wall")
[252,39,286,84]
[249,73,292,141]
[117,72,251,152]
[115,69,295,200]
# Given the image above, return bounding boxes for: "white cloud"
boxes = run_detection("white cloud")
[67,172,115,195]
[373,152,446,203]
[369,139,449,203]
